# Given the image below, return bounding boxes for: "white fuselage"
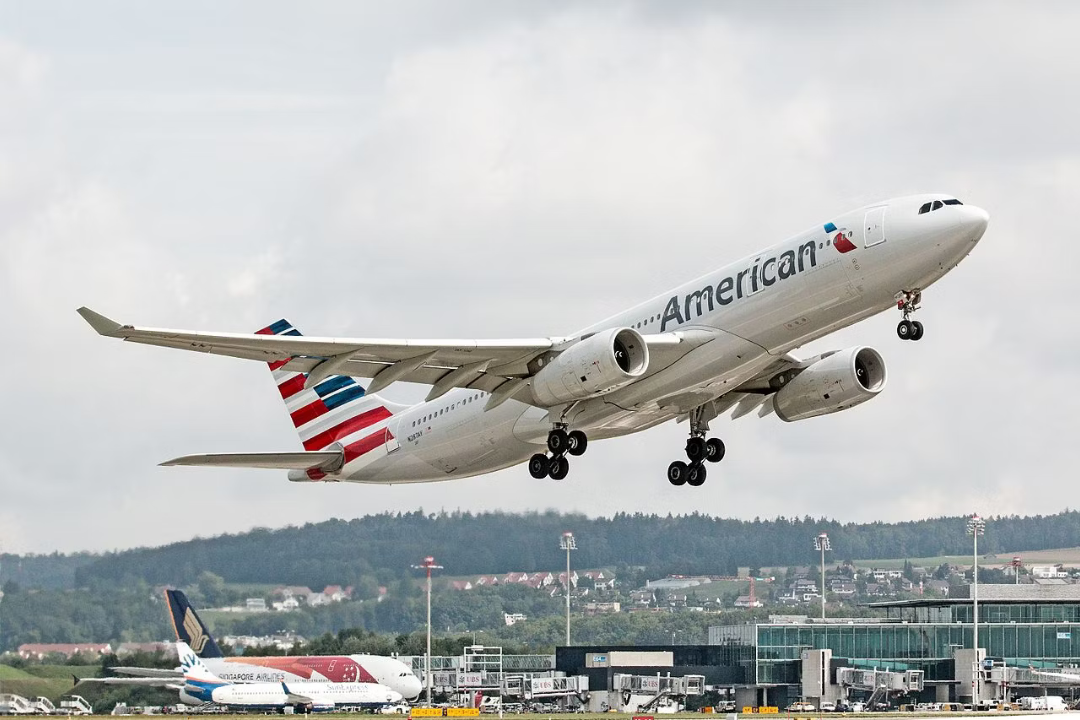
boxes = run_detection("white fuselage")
[198,654,422,700]
[179,678,403,710]
[327,194,987,484]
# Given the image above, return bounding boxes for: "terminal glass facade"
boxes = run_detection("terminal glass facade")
[755,621,1080,685]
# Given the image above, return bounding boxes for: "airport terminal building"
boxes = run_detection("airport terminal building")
[551,585,1080,710]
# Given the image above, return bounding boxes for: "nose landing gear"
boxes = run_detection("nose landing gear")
[896,290,925,341]
[529,424,589,480]
[667,406,725,487]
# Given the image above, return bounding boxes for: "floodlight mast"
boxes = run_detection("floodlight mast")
[560,532,576,646]
[814,533,831,621]
[967,514,986,708]
[411,556,443,706]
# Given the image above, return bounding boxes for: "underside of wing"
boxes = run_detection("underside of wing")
[159,451,343,470]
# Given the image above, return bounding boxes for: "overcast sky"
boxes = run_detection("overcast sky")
[2,1,1078,554]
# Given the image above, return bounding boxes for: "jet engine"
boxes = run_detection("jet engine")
[773,346,887,422]
[530,327,649,406]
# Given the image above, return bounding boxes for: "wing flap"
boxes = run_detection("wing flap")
[160,451,342,470]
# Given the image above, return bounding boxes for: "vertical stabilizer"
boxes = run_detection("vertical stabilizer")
[166,589,224,659]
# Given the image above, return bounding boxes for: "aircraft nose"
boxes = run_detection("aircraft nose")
[960,205,990,241]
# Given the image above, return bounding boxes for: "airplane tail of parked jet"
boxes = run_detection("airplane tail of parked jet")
[151,317,408,479]
[166,589,225,659]
[177,642,222,685]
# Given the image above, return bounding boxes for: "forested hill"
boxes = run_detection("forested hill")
[8,510,1067,590]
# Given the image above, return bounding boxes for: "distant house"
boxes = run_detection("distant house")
[322,585,353,602]
[1032,565,1069,579]
[734,595,763,608]
[116,642,174,656]
[830,581,856,596]
[584,601,622,615]
[504,572,529,584]
[19,643,112,659]
[273,586,316,604]
[924,579,950,596]
[451,580,474,591]
[865,583,887,597]
[504,612,527,626]
[581,570,617,590]
[630,590,655,606]
[245,598,268,612]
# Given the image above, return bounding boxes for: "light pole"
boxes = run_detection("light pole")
[560,532,576,646]
[412,555,443,706]
[814,533,831,621]
[967,514,986,707]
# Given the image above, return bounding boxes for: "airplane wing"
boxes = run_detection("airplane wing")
[160,451,343,470]
[76,676,183,688]
[77,307,698,402]
[109,666,183,678]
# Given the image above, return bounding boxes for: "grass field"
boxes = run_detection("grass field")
[0,664,100,702]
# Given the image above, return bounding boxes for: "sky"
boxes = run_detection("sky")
[2,1,1078,554]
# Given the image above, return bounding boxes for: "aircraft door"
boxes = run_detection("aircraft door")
[863,206,887,247]
[385,427,400,454]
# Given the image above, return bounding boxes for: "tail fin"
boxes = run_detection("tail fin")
[256,319,403,479]
[176,641,221,683]
[166,589,224,659]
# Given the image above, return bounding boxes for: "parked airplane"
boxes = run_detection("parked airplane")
[79,194,987,487]
[101,590,422,700]
[176,642,403,712]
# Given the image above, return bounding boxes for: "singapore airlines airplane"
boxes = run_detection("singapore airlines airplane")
[79,194,987,487]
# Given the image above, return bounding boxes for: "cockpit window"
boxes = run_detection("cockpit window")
[920,198,963,215]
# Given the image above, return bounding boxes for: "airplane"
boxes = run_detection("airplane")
[78,193,988,487]
[175,641,403,712]
[99,590,422,700]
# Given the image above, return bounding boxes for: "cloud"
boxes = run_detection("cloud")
[2,3,1079,553]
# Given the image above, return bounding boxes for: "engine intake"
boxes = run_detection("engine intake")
[530,327,649,406]
[773,346,887,422]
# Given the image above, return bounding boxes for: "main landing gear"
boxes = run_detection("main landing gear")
[529,424,588,480]
[667,406,725,487]
[896,289,925,341]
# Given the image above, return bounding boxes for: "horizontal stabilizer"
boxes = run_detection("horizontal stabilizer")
[160,450,342,471]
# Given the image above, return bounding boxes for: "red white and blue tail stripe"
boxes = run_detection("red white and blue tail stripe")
[257,319,398,480]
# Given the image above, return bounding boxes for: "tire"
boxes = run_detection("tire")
[667,461,688,486]
[567,430,588,456]
[548,455,570,481]
[897,320,913,340]
[547,428,569,455]
[528,453,549,479]
[687,463,707,487]
[705,437,726,463]
[911,320,924,341]
[685,436,707,462]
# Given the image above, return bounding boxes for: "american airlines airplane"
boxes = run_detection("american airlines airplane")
[79,194,987,487]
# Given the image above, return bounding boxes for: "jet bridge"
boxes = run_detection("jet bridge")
[607,673,705,714]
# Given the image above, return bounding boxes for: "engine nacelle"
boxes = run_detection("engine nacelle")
[530,327,649,406]
[773,346,887,422]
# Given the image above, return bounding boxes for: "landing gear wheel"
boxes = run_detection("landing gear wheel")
[705,438,726,463]
[529,453,550,479]
[547,428,569,455]
[567,430,588,456]
[685,436,707,463]
[911,320,924,341]
[548,455,570,481]
[897,320,914,340]
[667,461,688,486]
[687,462,707,487]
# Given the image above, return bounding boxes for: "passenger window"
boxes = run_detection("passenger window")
[918,202,931,214]
[932,200,943,211]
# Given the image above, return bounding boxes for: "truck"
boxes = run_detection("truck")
[0,695,34,716]
[1019,695,1067,711]
[57,697,93,716]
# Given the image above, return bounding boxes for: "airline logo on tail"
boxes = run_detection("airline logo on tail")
[184,609,209,654]
[177,642,219,683]
[257,319,397,480]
